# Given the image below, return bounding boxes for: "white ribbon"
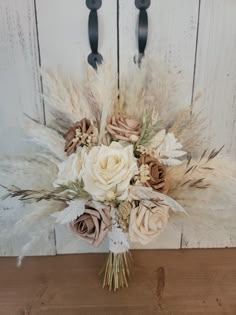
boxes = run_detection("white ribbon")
[108,222,130,254]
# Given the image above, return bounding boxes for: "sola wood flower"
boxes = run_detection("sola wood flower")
[115,201,132,232]
[106,113,140,143]
[64,118,97,155]
[129,200,169,245]
[150,130,186,166]
[69,201,111,247]
[137,155,169,194]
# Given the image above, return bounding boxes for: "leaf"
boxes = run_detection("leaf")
[154,132,187,166]
[129,186,187,214]
[55,199,87,224]
[150,191,187,214]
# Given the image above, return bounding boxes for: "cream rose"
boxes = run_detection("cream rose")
[81,142,138,201]
[53,149,85,187]
[129,200,169,245]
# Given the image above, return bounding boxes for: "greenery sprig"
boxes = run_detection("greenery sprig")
[0,179,90,203]
[136,111,162,147]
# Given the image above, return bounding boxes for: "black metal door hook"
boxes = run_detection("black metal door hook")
[86,0,103,70]
[135,0,150,66]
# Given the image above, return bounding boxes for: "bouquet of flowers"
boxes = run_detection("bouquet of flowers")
[1,60,236,291]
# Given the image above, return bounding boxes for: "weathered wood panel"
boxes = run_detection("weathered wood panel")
[1,249,236,314]
[192,0,236,159]
[0,0,236,256]
[0,0,44,153]
[182,0,236,248]
[119,0,199,105]
[119,0,199,249]
[36,0,118,254]
[0,0,56,256]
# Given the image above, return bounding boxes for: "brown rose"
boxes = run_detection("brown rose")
[106,113,140,142]
[64,118,97,155]
[69,201,111,247]
[138,155,168,194]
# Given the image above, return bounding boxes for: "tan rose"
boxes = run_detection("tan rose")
[106,113,140,142]
[129,200,169,245]
[64,118,97,155]
[69,201,111,247]
[138,155,168,193]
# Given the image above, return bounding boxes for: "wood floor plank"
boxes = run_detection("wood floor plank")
[0,249,236,314]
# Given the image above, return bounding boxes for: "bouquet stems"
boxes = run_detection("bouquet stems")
[102,251,131,291]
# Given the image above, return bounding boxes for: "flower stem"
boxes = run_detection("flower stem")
[101,251,131,291]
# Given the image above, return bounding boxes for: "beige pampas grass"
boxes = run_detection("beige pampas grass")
[42,62,118,144]
[167,154,236,209]
[169,93,206,154]
[119,58,183,126]
[86,63,117,143]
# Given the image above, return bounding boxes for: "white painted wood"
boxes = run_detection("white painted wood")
[55,225,109,254]
[36,0,117,79]
[119,0,199,249]
[119,0,199,106]
[36,0,118,254]
[56,221,181,254]
[193,0,236,159]
[0,0,44,154]
[0,0,56,256]
[182,0,236,248]
[1,0,236,255]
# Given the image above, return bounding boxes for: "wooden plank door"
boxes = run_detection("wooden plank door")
[182,0,236,248]
[0,0,236,255]
[0,0,55,256]
[119,0,236,249]
[0,0,118,256]
[36,0,118,254]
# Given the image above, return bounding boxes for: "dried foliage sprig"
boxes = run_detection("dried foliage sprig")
[167,146,225,199]
[136,111,162,147]
[0,180,90,203]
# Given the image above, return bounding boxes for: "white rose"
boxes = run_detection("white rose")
[53,150,84,187]
[129,200,169,245]
[81,142,138,201]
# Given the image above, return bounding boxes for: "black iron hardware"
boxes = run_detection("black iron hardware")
[86,0,103,69]
[135,0,150,66]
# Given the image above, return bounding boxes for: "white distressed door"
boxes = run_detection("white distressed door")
[0,0,117,255]
[119,0,236,249]
[0,0,236,256]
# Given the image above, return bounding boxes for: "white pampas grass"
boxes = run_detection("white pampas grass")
[24,117,65,162]
[42,63,118,144]
[42,69,90,121]
[119,57,184,126]
[14,201,65,234]
[86,62,117,142]
[169,102,206,154]
[0,155,60,258]
[0,156,57,190]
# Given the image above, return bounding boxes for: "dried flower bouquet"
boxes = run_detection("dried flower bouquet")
[1,60,236,291]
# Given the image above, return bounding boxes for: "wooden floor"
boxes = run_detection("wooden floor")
[0,249,236,315]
